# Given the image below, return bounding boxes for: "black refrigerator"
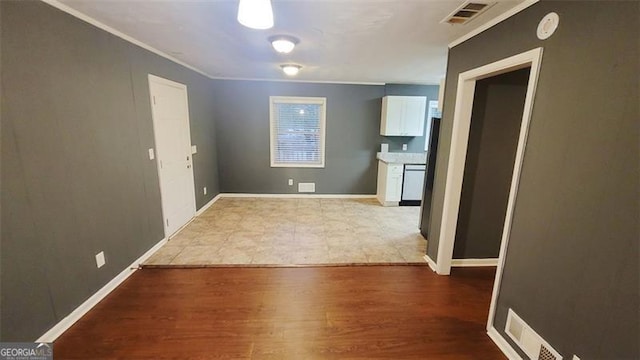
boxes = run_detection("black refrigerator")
[419,117,441,239]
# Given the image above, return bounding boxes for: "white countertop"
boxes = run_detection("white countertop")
[376,152,427,164]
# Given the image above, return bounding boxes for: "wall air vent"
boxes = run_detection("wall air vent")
[505,309,563,360]
[298,182,316,193]
[441,1,495,25]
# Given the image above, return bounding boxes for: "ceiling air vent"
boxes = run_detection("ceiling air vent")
[505,309,563,360]
[441,1,495,25]
[539,344,560,360]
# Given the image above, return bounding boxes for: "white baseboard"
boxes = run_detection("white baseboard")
[36,237,167,343]
[195,193,222,216]
[170,194,222,240]
[451,258,499,267]
[423,255,438,272]
[220,193,376,199]
[380,201,400,207]
[487,326,523,360]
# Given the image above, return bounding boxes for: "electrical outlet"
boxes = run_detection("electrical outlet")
[203,187,207,195]
[288,179,293,186]
[148,148,155,160]
[95,251,106,268]
[402,144,408,151]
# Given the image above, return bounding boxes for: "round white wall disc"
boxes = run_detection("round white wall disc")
[537,12,559,40]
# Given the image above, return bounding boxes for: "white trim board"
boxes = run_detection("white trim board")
[488,326,523,360]
[430,47,543,339]
[451,258,498,267]
[449,0,539,48]
[195,194,223,216]
[168,192,221,241]
[167,216,196,240]
[211,76,385,86]
[36,237,167,343]
[220,193,377,199]
[39,0,388,87]
[42,0,215,80]
[435,47,543,276]
[167,195,223,241]
[423,255,438,273]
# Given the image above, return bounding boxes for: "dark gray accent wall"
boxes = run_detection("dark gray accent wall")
[212,80,385,194]
[427,1,638,357]
[212,81,438,194]
[1,0,219,341]
[128,51,220,210]
[382,84,440,153]
[453,69,529,259]
[0,0,4,341]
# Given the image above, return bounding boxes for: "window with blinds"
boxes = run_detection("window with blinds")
[269,96,326,168]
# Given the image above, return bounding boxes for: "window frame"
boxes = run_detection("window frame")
[424,100,441,151]
[269,96,327,168]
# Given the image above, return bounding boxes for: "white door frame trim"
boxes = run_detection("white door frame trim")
[148,74,197,239]
[433,48,543,330]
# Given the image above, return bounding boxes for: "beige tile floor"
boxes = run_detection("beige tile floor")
[144,197,428,266]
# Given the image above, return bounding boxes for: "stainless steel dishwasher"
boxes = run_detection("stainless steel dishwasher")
[400,164,426,206]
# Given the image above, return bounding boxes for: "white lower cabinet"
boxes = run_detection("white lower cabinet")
[376,161,404,206]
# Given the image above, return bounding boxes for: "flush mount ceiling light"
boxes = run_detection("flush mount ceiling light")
[269,35,299,54]
[281,64,302,76]
[237,0,274,30]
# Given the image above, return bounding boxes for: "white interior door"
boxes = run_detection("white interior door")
[148,75,196,238]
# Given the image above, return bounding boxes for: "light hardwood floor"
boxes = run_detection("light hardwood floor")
[144,197,427,266]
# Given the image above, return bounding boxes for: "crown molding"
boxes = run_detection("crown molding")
[42,0,217,79]
[449,0,539,49]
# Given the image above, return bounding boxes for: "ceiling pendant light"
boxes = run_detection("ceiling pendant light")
[281,64,301,76]
[237,0,274,30]
[269,35,299,54]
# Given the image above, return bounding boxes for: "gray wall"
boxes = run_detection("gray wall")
[1,0,220,341]
[212,81,438,194]
[382,84,440,153]
[213,80,383,194]
[1,1,439,340]
[427,1,638,357]
[453,69,529,259]
[0,0,3,341]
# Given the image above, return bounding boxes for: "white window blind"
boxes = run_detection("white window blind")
[269,96,326,168]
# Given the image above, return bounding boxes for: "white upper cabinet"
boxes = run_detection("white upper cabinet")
[380,96,427,136]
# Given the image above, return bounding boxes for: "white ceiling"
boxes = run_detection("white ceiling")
[58,0,525,84]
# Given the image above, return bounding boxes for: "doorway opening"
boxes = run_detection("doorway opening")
[433,48,543,333]
[453,67,531,262]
